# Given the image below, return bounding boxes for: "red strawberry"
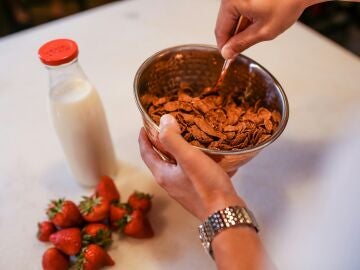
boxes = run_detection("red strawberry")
[37,221,56,242]
[42,247,69,270]
[74,244,115,270]
[79,196,110,223]
[96,175,120,203]
[47,198,83,228]
[109,203,132,230]
[123,210,154,238]
[82,223,112,248]
[128,191,152,213]
[49,228,82,256]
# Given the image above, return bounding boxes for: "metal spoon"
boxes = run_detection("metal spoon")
[202,16,250,96]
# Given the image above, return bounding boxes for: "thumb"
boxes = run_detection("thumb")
[159,114,181,136]
[159,114,226,180]
[158,114,208,165]
[158,114,189,158]
[221,22,263,59]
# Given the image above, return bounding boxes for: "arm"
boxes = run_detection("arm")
[213,227,275,270]
[215,0,359,59]
[139,115,275,270]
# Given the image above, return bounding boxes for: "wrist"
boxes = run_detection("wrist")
[198,205,259,260]
[201,194,246,221]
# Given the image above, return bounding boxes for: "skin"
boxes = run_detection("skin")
[139,115,244,221]
[139,115,275,269]
[216,0,360,59]
[139,0,360,269]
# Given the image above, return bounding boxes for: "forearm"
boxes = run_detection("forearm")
[141,118,275,269]
[212,227,276,270]
[202,196,275,270]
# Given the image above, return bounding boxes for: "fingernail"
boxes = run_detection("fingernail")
[221,44,235,59]
[159,114,176,131]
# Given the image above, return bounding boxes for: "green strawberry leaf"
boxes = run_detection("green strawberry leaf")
[79,196,101,215]
[47,198,65,219]
[116,216,130,231]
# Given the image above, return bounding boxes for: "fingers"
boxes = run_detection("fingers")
[138,128,164,177]
[215,1,240,49]
[139,127,190,194]
[159,115,227,181]
[158,115,194,161]
[221,22,263,59]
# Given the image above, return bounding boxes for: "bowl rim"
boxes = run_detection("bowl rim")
[133,44,289,156]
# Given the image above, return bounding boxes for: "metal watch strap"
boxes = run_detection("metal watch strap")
[198,206,259,258]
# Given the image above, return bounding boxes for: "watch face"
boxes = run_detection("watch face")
[198,206,259,257]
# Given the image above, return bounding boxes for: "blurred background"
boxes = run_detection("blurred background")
[0,0,359,56]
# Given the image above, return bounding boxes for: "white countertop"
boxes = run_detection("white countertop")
[1,0,360,269]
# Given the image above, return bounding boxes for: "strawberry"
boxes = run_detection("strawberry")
[47,198,83,228]
[74,244,115,270]
[128,191,152,213]
[82,223,112,248]
[49,228,82,256]
[37,221,56,242]
[96,175,120,204]
[123,210,154,238]
[79,196,110,223]
[42,247,69,270]
[109,203,132,230]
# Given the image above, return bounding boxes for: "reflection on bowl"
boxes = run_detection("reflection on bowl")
[134,44,289,172]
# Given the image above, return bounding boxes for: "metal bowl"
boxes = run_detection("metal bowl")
[134,44,289,172]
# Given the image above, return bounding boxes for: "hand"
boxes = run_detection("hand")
[215,0,317,58]
[138,114,245,221]
[139,115,276,270]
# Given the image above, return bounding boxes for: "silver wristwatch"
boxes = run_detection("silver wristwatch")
[198,206,259,258]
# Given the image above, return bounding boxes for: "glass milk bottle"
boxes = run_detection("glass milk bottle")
[38,39,117,187]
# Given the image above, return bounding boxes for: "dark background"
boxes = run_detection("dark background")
[0,0,359,56]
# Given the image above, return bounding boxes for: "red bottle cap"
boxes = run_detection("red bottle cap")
[38,39,79,66]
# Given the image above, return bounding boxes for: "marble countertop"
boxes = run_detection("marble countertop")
[0,0,359,269]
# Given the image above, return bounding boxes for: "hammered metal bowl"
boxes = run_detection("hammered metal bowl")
[134,44,289,172]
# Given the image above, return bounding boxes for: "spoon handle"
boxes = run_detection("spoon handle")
[217,16,250,84]
[201,16,251,97]
[233,15,251,39]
